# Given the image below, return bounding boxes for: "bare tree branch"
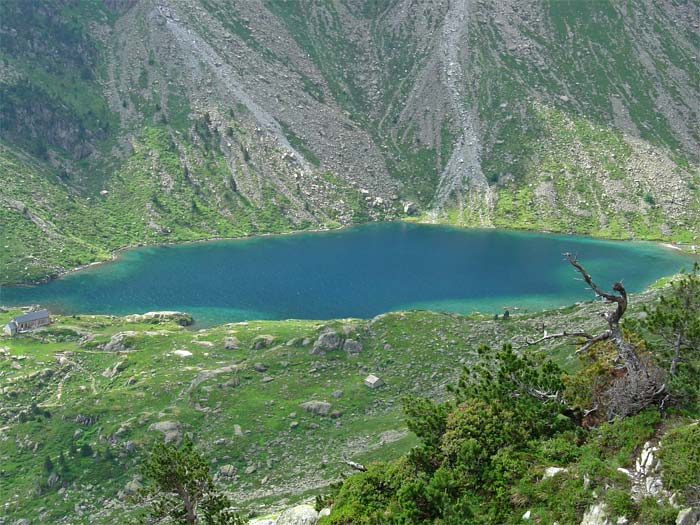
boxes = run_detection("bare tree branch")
[574,331,612,354]
[518,328,613,353]
[564,252,628,325]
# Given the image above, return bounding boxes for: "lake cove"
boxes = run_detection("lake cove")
[0,223,690,326]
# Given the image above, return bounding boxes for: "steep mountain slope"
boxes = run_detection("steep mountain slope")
[1,0,699,284]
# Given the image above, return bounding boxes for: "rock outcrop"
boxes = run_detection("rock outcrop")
[300,401,332,417]
[580,503,609,525]
[274,505,319,525]
[310,330,342,355]
[102,331,137,352]
[148,420,182,444]
[126,311,193,326]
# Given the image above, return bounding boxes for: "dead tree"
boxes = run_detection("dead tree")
[523,253,666,420]
[564,253,644,372]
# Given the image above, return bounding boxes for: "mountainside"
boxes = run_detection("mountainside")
[1,272,698,524]
[0,286,673,524]
[2,0,700,284]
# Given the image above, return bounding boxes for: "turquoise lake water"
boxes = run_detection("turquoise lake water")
[0,223,691,326]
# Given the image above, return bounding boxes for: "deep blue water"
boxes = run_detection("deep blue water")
[0,223,690,326]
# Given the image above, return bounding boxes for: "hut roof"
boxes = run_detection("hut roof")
[14,309,50,323]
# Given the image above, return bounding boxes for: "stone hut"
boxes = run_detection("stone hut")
[7,309,51,333]
[364,374,385,389]
[3,320,17,336]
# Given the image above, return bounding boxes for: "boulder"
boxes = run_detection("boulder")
[403,201,419,215]
[343,339,363,355]
[274,504,319,525]
[103,331,137,352]
[224,337,240,349]
[300,400,332,416]
[253,335,275,349]
[148,421,181,444]
[543,466,566,479]
[219,465,237,478]
[124,478,143,494]
[102,361,125,378]
[126,311,193,326]
[676,508,700,525]
[46,472,60,488]
[310,330,342,355]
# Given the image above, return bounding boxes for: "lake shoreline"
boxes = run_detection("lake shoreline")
[2,223,691,328]
[1,220,695,289]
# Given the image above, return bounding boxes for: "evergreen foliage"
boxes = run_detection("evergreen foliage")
[140,437,242,525]
[641,263,700,411]
[320,275,700,524]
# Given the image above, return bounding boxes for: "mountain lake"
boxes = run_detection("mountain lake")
[0,223,692,326]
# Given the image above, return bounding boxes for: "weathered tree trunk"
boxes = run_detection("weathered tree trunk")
[177,486,197,525]
[670,331,683,376]
[564,253,645,374]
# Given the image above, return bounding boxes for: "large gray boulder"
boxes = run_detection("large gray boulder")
[310,330,342,355]
[676,508,700,525]
[300,401,332,416]
[103,331,137,352]
[148,421,182,444]
[252,335,275,349]
[224,336,240,349]
[124,477,143,495]
[343,339,363,355]
[219,465,237,478]
[274,505,318,525]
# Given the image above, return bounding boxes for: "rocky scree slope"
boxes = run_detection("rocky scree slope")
[1,0,699,284]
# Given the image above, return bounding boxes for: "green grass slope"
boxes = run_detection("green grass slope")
[0,290,653,524]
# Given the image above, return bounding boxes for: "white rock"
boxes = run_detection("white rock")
[274,504,318,525]
[523,509,531,519]
[543,467,566,479]
[581,503,609,525]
